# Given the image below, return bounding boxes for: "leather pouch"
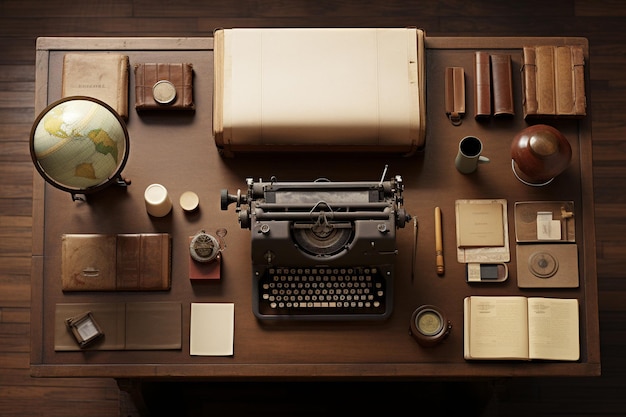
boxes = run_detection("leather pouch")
[134,63,194,110]
[445,66,465,125]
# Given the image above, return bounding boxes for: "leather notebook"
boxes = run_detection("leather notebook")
[61,233,171,291]
[61,53,129,118]
[134,63,195,110]
[522,45,586,118]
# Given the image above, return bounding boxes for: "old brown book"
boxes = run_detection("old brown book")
[61,53,129,118]
[522,45,586,118]
[473,51,491,119]
[490,54,514,116]
[62,233,171,291]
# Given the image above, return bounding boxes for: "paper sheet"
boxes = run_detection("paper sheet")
[190,303,234,356]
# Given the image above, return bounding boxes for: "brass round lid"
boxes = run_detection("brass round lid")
[153,80,177,104]
[409,305,451,347]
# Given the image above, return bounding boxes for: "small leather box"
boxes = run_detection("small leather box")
[134,63,194,110]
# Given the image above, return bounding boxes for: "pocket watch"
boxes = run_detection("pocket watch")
[189,230,221,263]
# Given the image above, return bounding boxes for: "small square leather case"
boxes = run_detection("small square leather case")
[134,63,194,110]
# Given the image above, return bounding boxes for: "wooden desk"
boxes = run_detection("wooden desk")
[31,36,600,379]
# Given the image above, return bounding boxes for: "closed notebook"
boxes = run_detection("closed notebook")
[62,233,171,291]
[62,52,129,118]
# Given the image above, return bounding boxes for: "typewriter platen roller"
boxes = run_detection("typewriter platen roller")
[221,174,412,321]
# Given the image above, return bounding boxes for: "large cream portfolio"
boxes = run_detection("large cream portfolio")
[213,28,426,156]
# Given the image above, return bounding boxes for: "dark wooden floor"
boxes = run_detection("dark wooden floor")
[1,1,625,416]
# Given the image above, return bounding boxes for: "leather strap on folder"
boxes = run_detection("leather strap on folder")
[445,66,465,125]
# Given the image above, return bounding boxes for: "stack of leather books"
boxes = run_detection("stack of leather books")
[521,45,586,119]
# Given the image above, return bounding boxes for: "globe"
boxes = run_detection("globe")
[30,96,130,199]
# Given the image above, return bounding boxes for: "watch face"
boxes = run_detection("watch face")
[190,232,219,262]
[416,310,443,336]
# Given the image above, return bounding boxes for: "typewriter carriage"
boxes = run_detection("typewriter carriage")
[221,175,411,265]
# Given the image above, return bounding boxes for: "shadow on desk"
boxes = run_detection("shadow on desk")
[139,380,494,417]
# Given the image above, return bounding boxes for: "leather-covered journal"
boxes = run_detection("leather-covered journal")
[474,51,491,119]
[55,302,182,351]
[134,63,195,110]
[521,45,586,118]
[61,233,171,291]
[61,53,129,118]
[213,27,426,156]
[490,54,514,116]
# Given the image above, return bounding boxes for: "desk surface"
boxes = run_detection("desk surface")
[31,36,600,378]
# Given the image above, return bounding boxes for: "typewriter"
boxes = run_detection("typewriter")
[221,172,411,321]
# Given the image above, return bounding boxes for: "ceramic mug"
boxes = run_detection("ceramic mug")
[144,183,173,217]
[455,136,490,174]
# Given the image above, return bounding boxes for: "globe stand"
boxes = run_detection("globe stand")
[70,176,131,202]
[511,159,554,187]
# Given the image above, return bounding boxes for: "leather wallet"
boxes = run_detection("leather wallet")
[134,63,194,110]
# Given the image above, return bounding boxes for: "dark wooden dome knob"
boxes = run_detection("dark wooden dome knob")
[511,124,572,184]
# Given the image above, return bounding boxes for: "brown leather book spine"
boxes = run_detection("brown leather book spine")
[521,47,538,118]
[556,46,575,114]
[535,46,556,115]
[571,45,587,116]
[474,51,491,119]
[490,54,514,116]
[444,66,465,125]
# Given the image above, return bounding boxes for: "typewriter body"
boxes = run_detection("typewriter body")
[221,174,411,321]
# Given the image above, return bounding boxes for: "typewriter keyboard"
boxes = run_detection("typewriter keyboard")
[254,266,392,320]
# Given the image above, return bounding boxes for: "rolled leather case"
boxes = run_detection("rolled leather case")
[474,52,491,119]
[490,54,514,117]
[445,66,465,125]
